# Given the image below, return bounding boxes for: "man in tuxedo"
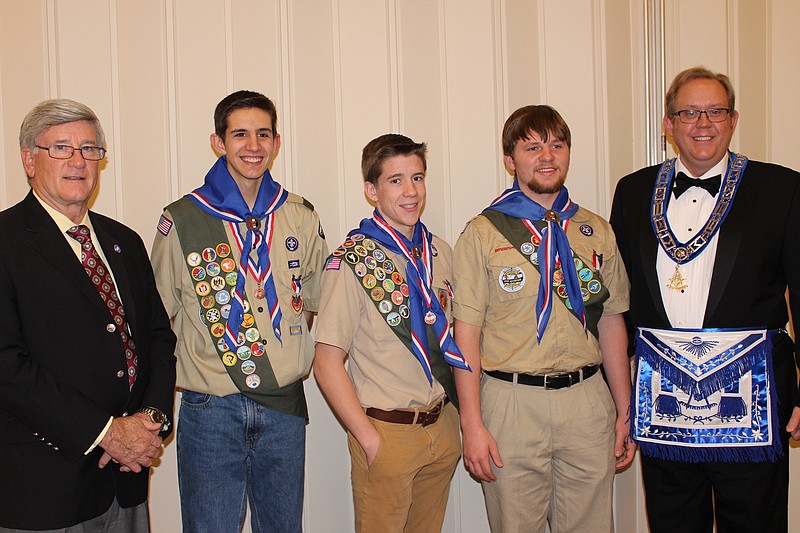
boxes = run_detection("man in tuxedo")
[610,66,800,533]
[0,99,176,531]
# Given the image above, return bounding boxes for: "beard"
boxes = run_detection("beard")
[518,174,566,196]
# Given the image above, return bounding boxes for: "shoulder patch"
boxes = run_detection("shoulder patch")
[157,213,173,236]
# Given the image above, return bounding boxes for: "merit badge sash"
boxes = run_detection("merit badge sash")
[167,197,307,419]
[481,209,609,339]
[652,152,747,290]
[328,232,460,406]
[633,327,782,463]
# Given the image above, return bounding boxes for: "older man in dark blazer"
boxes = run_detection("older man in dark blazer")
[611,67,800,533]
[0,99,176,531]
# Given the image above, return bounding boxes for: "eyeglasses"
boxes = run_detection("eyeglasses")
[671,108,731,124]
[35,144,107,161]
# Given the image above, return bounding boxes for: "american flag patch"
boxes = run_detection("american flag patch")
[325,257,341,271]
[157,214,173,236]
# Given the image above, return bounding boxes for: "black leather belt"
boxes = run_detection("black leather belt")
[365,398,449,427]
[486,364,599,390]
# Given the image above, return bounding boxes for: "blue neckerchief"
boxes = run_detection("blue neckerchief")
[187,156,288,349]
[485,182,585,341]
[351,210,471,384]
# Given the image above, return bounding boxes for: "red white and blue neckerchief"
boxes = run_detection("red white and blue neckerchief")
[352,210,471,384]
[484,182,585,342]
[187,156,288,350]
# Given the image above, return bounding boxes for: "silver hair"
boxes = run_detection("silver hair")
[19,99,105,150]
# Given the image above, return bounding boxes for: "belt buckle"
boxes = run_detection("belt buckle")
[544,372,573,390]
[419,400,443,426]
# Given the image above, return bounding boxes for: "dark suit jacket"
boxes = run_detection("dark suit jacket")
[610,158,800,419]
[0,191,177,530]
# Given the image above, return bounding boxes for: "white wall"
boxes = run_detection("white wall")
[0,1,798,531]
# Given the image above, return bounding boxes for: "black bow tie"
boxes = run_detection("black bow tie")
[673,171,722,198]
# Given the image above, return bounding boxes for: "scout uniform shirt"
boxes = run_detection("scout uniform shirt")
[315,235,455,410]
[151,194,327,415]
[453,207,629,373]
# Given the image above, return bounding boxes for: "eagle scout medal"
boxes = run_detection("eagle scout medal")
[254,284,266,299]
[291,295,303,313]
[425,311,437,325]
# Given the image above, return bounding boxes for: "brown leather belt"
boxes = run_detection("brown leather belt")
[365,398,449,427]
[486,364,600,390]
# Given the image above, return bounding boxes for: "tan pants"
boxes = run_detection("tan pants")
[481,372,617,533]
[348,402,461,533]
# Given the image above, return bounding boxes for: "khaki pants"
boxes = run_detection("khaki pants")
[348,402,461,533]
[481,372,617,533]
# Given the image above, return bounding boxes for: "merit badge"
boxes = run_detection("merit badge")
[215,290,231,305]
[201,295,216,309]
[354,263,367,277]
[400,284,409,297]
[251,343,264,356]
[392,272,404,286]
[226,272,238,286]
[379,300,392,314]
[207,262,221,277]
[245,328,260,342]
[382,279,395,293]
[241,360,256,375]
[587,280,601,294]
[242,314,255,328]
[363,239,376,251]
[520,242,534,255]
[383,260,394,272]
[332,247,345,257]
[211,323,225,338]
[579,224,594,236]
[217,338,229,352]
[354,245,368,257]
[351,233,365,241]
[221,258,236,272]
[246,217,261,230]
[342,239,356,248]
[220,304,231,319]
[391,291,404,305]
[191,267,206,281]
[498,266,525,293]
[223,352,237,367]
[245,375,261,388]
[211,276,226,291]
[205,308,221,323]
[387,312,401,327]
[216,243,231,257]
[579,268,594,282]
[374,267,386,281]
[345,252,359,265]
[574,257,584,270]
[202,247,217,262]
[364,256,377,269]
[363,274,377,289]
[371,287,385,301]
[195,281,211,296]
[187,252,202,267]
[399,304,409,318]
[373,249,386,262]
[289,325,302,336]
[581,288,590,301]
[237,345,252,360]
[285,236,299,252]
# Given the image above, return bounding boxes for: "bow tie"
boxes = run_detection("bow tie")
[673,171,722,198]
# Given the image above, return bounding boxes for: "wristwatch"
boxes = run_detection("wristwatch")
[137,406,171,434]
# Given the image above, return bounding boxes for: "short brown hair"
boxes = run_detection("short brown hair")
[502,105,571,156]
[361,134,427,184]
[665,66,736,116]
[214,90,278,138]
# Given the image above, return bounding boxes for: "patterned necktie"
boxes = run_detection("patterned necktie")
[67,225,137,389]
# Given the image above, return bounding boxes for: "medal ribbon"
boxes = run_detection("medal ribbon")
[485,183,585,341]
[186,156,288,349]
[353,210,471,384]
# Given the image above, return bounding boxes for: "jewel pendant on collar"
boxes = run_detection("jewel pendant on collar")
[254,285,266,299]
[666,265,688,291]
[412,246,422,258]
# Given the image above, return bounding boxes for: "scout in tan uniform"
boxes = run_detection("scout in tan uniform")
[452,105,636,533]
[150,90,327,533]
[314,134,471,533]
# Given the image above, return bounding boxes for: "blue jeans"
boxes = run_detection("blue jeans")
[177,391,306,533]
